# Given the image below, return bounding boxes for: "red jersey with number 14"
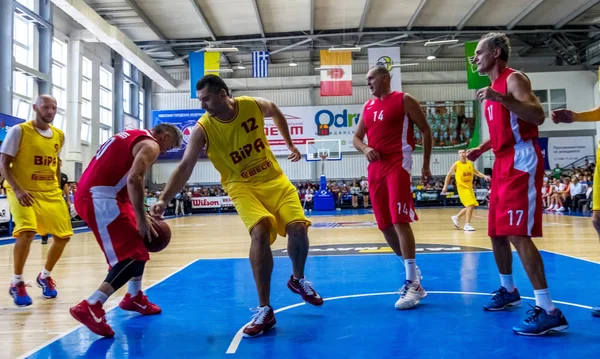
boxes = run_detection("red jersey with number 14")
[362,91,414,173]
[77,130,157,201]
[484,67,539,157]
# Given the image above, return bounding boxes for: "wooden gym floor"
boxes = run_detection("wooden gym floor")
[1,207,598,358]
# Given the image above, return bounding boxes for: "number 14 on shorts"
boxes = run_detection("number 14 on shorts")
[508,209,524,226]
[397,202,409,215]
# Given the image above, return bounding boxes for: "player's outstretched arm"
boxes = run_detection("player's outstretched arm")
[129,139,161,239]
[255,97,301,162]
[473,168,491,181]
[552,106,600,124]
[442,163,457,194]
[405,93,432,182]
[160,125,206,204]
[466,140,492,161]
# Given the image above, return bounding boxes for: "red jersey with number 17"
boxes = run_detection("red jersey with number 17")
[484,67,539,157]
[77,130,157,201]
[362,91,414,173]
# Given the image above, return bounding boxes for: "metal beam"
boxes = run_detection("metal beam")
[456,0,487,30]
[555,0,600,29]
[506,0,545,30]
[14,1,52,29]
[270,38,312,55]
[362,34,408,48]
[250,0,265,37]
[310,0,315,34]
[407,0,428,30]
[122,0,181,62]
[355,0,373,45]
[187,0,217,41]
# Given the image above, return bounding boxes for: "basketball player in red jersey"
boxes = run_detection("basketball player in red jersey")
[353,66,432,310]
[69,124,182,338]
[468,33,568,335]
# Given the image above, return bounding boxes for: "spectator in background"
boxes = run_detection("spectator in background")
[175,189,186,216]
[569,176,586,212]
[350,180,360,208]
[552,164,562,180]
[360,176,369,208]
[330,181,340,208]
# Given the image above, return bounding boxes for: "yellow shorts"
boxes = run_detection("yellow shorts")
[227,175,311,244]
[458,187,479,207]
[6,188,73,238]
[594,147,599,211]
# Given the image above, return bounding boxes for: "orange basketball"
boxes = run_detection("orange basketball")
[144,217,171,253]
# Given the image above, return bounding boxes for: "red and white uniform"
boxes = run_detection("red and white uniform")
[75,130,156,267]
[484,68,543,238]
[363,91,417,230]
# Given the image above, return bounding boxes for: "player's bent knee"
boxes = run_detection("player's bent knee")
[17,231,36,242]
[52,236,71,244]
[105,259,146,291]
[250,219,272,243]
[286,222,307,239]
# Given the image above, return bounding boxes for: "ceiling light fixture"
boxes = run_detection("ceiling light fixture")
[204,47,239,52]
[424,39,459,46]
[329,47,361,52]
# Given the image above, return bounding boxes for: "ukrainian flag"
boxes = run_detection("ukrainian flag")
[189,52,220,98]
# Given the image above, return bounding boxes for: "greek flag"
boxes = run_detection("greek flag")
[252,51,269,78]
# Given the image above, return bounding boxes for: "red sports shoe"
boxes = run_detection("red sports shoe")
[243,305,276,337]
[119,291,162,315]
[70,300,114,338]
[287,275,324,306]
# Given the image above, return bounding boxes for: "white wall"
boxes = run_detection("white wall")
[528,71,597,132]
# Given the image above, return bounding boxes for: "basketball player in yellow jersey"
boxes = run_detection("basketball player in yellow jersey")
[152,75,323,337]
[0,95,73,307]
[552,107,600,317]
[441,149,490,231]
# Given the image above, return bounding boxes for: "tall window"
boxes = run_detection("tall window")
[12,11,36,120]
[80,57,92,144]
[123,80,131,114]
[16,0,36,12]
[99,67,113,144]
[139,89,145,126]
[52,38,67,130]
[534,89,567,118]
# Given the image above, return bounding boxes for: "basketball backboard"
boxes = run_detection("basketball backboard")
[306,139,342,161]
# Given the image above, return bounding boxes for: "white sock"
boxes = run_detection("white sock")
[534,288,556,313]
[500,274,515,292]
[128,278,142,295]
[41,269,51,279]
[12,274,23,285]
[87,291,108,305]
[405,259,417,282]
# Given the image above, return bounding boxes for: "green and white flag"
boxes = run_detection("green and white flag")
[465,41,490,90]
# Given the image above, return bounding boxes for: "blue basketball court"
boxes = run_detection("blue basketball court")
[24,245,600,358]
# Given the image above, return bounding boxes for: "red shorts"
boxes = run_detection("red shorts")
[368,157,418,230]
[489,141,543,238]
[74,195,149,268]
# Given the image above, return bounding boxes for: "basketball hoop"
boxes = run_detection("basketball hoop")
[319,154,329,161]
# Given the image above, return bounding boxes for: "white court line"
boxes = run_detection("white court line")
[226,290,593,355]
[17,258,201,359]
[541,249,600,265]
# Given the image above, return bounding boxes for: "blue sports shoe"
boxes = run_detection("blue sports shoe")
[592,306,600,317]
[483,286,521,311]
[513,305,568,336]
[9,282,32,307]
[36,273,57,299]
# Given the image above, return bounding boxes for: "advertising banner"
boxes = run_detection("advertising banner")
[0,112,26,142]
[538,136,595,170]
[152,109,206,160]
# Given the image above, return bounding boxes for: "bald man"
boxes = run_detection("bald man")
[0,95,73,306]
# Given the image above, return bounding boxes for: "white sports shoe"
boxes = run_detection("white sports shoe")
[395,280,427,310]
[463,224,475,231]
[416,266,423,282]
[451,216,459,228]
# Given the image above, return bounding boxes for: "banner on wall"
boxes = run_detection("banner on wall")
[152,101,481,159]
[367,47,402,91]
[0,112,26,142]
[538,136,595,170]
[464,41,490,90]
[191,196,234,209]
[151,109,207,160]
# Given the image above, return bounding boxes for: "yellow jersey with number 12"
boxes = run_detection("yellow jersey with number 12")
[3,121,64,192]
[455,160,474,189]
[198,96,283,189]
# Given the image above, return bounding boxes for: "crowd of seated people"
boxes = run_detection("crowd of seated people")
[543,160,594,213]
